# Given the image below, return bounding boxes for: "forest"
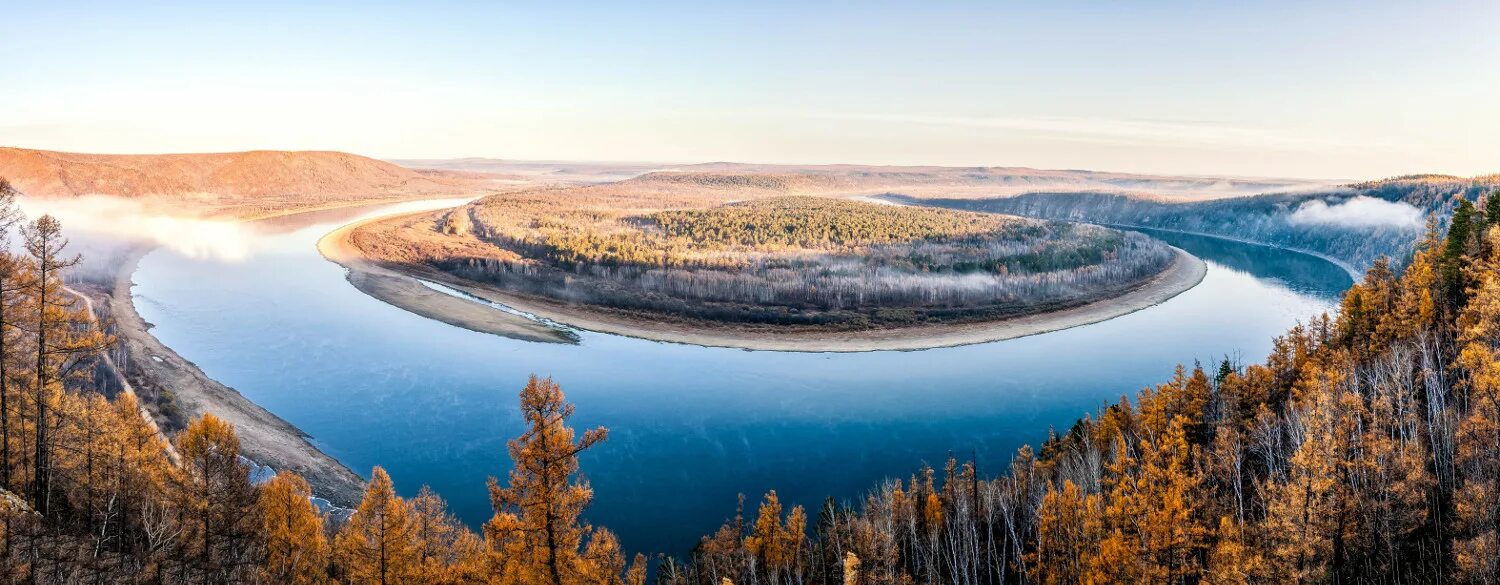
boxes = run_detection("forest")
[8,183,1500,583]
[899,175,1500,273]
[416,194,1174,329]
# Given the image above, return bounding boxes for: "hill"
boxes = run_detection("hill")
[395,158,1342,200]
[672,162,1341,200]
[392,157,670,184]
[0,147,501,217]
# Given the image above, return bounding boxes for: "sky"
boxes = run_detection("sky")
[1,0,1496,180]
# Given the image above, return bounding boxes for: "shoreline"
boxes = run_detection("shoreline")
[1100,223,1363,280]
[95,196,492,507]
[873,194,1365,280]
[324,214,1208,352]
[318,216,580,345]
[99,246,366,506]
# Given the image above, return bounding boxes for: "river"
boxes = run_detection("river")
[128,201,1352,555]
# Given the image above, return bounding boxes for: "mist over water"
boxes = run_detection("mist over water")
[1288,195,1425,229]
[129,204,1352,556]
[20,195,257,263]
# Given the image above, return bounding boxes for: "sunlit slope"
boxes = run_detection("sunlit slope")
[0,147,500,216]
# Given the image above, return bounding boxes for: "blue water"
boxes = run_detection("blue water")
[130,202,1351,555]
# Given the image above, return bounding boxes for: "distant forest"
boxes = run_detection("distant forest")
[897,175,1500,273]
[438,196,1174,329]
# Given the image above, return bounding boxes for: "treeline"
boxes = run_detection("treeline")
[649,197,1017,251]
[897,175,1500,272]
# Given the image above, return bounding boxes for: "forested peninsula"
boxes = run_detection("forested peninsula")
[332,175,1204,350]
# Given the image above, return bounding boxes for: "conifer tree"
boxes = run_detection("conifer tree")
[409,485,486,584]
[173,413,261,583]
[1441,198,1480,312]
[1261,377,1352,583]
[744,490,807,584]
[1454,230,1500,582]
[1031,480,1093,585]
[486,375,607,585]
[259,471,329,585]
[0,182,24,494]
[20,214,110,515]
[1206,516,1262,584]
[337,466,419,585]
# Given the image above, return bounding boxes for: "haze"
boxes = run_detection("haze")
[2,0,1496,179]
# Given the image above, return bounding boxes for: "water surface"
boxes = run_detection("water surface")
[131,203,1352,555]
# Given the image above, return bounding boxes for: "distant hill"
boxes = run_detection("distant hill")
[397,158,1342,200]
[669,163,1342,201]
[392,158,671,184]
[0,147,502,216]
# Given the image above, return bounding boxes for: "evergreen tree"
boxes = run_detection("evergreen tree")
[1441,198,1479,312]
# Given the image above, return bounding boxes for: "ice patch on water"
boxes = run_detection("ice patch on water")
[415,278,579,336]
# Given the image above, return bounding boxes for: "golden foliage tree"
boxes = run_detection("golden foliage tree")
[336,466,419,585]
[1454,229,1500,582]
[20,214,111,514]
[260,470,329,584]
[744,490,807,584]
[486,375,608,585]
[174,413,261,583]
[409,485,487,584]
[1030,480,1096,585]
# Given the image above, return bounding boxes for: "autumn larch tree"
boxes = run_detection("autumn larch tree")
[0,181,23,494]
[409,484,488,584]
[336,466,419,585]
[20,214,111,515]
[173,413,261,583]
[486,375,608,585]
[1454,228,1500,581]
[259,470,329,585]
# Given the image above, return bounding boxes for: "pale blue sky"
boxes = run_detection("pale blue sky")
[2,1,1496,179]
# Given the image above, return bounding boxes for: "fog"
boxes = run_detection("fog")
[18,195,256,263]
[1287,196,1424,229]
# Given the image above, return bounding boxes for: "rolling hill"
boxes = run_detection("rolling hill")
[0,147,503,216]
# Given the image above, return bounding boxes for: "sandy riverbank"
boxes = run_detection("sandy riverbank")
[89,196,505,507]
[326,213,1208,352]
[318,217,580,344]
[94,247,367,506]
